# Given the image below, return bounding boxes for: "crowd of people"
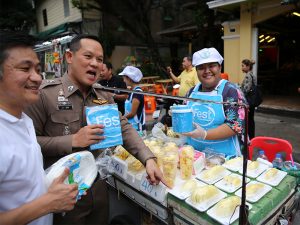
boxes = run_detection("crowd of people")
[0,30,255,225]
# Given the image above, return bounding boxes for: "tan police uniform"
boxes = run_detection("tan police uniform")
[25,74,155,225]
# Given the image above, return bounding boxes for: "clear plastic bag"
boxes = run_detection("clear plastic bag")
[95,148,115,180]
[151,122,187,146]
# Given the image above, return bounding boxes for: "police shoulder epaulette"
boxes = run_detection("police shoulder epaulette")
[39,78,62,89]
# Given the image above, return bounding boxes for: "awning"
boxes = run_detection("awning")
[36,23,69,40]
[207,0,246,9]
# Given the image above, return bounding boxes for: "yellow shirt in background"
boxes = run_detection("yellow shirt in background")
[178,67,199,96]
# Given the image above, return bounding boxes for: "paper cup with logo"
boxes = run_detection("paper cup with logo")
[171,105,193,133]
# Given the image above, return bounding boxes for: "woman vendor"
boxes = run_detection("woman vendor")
[182,48,246,157]
[119,66,146,136]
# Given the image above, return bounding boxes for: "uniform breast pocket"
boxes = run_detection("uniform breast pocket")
[50,112,80,136]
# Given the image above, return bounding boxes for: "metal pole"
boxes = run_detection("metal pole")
[239,105,249,225]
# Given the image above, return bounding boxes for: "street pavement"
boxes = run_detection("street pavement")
[255,111,300,162]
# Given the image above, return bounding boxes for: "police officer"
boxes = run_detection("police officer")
[26,34,165,225]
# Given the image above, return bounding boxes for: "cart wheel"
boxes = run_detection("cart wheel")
[110,215,135,225]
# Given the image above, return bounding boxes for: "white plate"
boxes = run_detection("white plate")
[168,179,206,200]
[223,158,251,172]
[235,181,272,203]
[185,188,227,212]
[196,167,231,184]
[256,168,287,186]
[207,198,252,225]
[215,174,250,193]
[238,161,269,178]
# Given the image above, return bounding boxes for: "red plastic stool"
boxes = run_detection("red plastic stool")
[154,84,164,94]
[144,96,156,114]
[172,88,179,96]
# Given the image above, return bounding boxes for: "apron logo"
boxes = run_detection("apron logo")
[193,105,215,126]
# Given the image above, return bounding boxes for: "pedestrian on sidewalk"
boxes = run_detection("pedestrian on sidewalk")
[241,59,256,139]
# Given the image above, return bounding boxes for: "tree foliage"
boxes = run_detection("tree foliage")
[0,0,36,32]
[72,0,168,76]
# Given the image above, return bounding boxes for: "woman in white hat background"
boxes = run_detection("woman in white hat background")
[182,48,247,157]
[119,66,146,136]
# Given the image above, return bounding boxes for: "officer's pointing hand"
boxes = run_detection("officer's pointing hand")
[72,124,105,148]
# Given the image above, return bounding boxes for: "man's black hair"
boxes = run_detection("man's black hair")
[69,34,102,52]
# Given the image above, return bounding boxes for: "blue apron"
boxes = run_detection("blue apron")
[125,86,145,132]
[187,80,241,157]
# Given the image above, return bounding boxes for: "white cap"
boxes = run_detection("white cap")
[118,66,143,83]
[192,47,223,67]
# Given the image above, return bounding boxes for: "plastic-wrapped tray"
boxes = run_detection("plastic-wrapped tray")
[223,157,251,172]
[207,197,252,225]
[238,161,269,178]
[215,173,250,193]
[168,178,206,200]
[235,181,272,203]
[185,188,227,212]
[196,166,231,184]
[257,168,287,186]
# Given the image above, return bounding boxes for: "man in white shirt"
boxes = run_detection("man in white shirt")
[0,30,78,225]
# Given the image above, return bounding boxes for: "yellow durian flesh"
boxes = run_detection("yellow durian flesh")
[247,183,264,196]
[223,175,241,187]
[265,168,278,180]
[225,157,242,166]
[214,196,241,218]
[126,155,144,171]
[191,185,218,203]
[180,179,198,192]
[202,165,225,180]
[248,161,259,171]
[114,145,130,160]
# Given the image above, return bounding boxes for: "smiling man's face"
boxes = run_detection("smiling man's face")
[0,46,42,116]
[66,38,104,90]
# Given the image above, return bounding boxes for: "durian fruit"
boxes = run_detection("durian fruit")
[162,152,178,188]
[202,165,225,180]
[126,155,144,172]
[180,179,198,192]
[247,183,264,196]
[265,168,278,180]
[167,128,180,138]
[224,157,242,166]
[180,145,195,179]
[164,142,178,152]
[248,161,259,171]
[191,185,219,203]
[149,146,163,168]
[223,175,241,187]
[114,145,130,160]
[214,196,241,218]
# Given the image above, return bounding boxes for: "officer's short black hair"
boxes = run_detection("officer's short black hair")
[185,55,192,62]
[0,30,37,80]
[69,34,102,52]
[103,61,113,70]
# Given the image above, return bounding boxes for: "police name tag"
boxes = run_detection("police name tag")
[139,173,166,203]
[57,101,73,110]
[111,156,128,179]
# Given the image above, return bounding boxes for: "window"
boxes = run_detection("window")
[63,0,70,17]
[42,9,48,26]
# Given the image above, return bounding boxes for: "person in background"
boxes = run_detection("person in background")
[26,34,166,225]
[99,61,128,115]
[182,48,246,157]
[0,30,78,225]
[167,55,199,96]
[119,66,146,136]
[241,59,256,140]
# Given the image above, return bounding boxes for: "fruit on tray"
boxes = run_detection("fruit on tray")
[214,196,241,218]
[223,175,241,187]
[265,168,278,180]
[180,179,198,192]
[248,161,259,171]
[202,165,225,180]
[247,183,264,196]
[114,145,130,160]
[126,155,144,171]
[190,185,219,203]
[166,128,180,138]
[224,157,242,166]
